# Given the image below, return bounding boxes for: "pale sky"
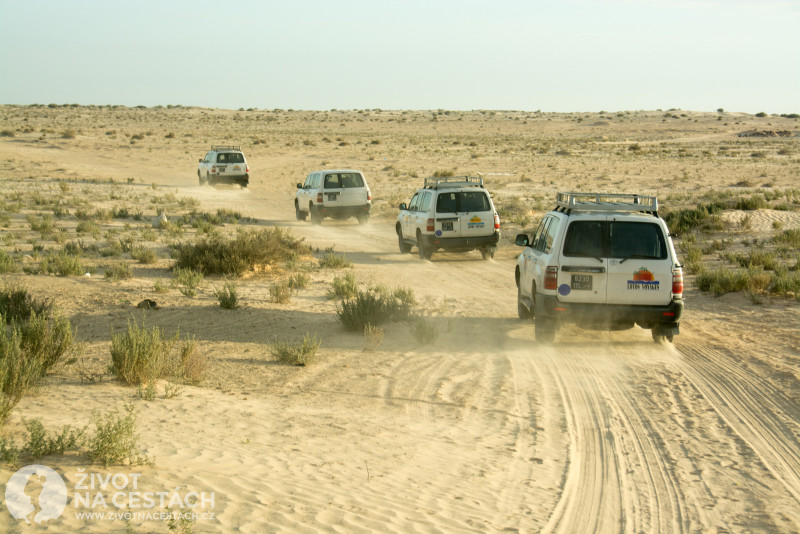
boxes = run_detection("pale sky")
[1,0,798,114]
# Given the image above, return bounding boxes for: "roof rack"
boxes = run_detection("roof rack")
[555,192,658,215]
[210,145,241,151]
[423,176,484,189]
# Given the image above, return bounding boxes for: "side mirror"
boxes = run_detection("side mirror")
[515,234,530,247]
[198,159,203,163]
[398,203,407,210]
[296,183,303,189]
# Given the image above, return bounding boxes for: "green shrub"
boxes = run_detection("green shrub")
[172,227,308,276]
[271,334,320,366]
[695,267,750,295]
[130,246,158,264]
[104,262,132,282]
[214,279,238,309]
[23,419,85,460]
[39,251,84,276]
[773,228,800,248]
[288,273,309,290]
[86,404,150,466]
[328,272,358,299]
[336,290,413,331]
[173,267,203,297]
[363,324,384,352]
[269,281,292,304]
[729,249,779,271]
[319,249,353,269]
[0,250,17,274]
[0,284,52,322]
[26,214,55,235]
[110,316,179,385]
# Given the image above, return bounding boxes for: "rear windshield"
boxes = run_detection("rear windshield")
[323,173,364,188]
[436,191,491,213]
[563,221,667,260]
[217,152,244,164]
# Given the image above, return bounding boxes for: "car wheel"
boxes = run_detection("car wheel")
[480,247,495,260]
[517,283,531,320]
[417,231,432,260]
[397,227,412,253]
[652,329,674,344]
[357,214,369,225]
[240,180,248,188]
[295,202,307,221]
[533,290,555,343]
[310,205,322,225]
[198,172,206,186]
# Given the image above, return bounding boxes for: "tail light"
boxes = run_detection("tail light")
[317,193,323,203]
[494,213,500,230]
[367,190,372,201]
[426,218,435,232]
[211,166,217,174]
[672,267,684,296]
[246,165,250,173]
[544,266,559,290]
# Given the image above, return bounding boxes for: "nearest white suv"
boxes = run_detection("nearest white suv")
[515,192,684,344]
[295,170,371,225]
[396,176,500,260]
[198,146,249,187]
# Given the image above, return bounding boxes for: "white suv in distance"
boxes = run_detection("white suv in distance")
[396,176,500,260]
[198,146,249,187]
[515,192,684,344]
[295,170,371,225]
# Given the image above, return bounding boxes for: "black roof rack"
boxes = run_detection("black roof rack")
[210,145,241,152]
[554,192,659,216]
[423,176,484,189]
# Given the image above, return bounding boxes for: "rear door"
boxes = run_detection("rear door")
[457,190,494,238]
[321,173,344,207]
[338,172,368,207]
[434,190,461,238]
[605,219,673,305]
[556,218,608,304]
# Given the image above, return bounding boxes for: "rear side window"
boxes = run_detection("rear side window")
[609,222,667,260]
[563,221,605,258]
[419,192,432,212]
[436,192,457,213]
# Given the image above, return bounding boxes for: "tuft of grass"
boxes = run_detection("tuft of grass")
[695,267,750,296]
[287,272,309,291]
[104,262,132,282]
[23,419,86,460]
[363,324,384,352]
[269,280,292,304]
[173,267,203,297]
[110,315,179,385]
[328,272,358,299]
[179,337,206,385]
[336,289,414,331]
[130,246,158,264]
[153,279,169,293]
[410,317,439,345]
[271,334,320,366]
[86,404,151,466]
[319,249,353,269]
[214,279,239,309]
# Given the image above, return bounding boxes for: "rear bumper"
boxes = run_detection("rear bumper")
[536,294,683,328]
[420,231,500,252]
[211,173,248,184]
[316,204,371,217]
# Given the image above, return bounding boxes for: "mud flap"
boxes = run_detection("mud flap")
[652,324,680,337]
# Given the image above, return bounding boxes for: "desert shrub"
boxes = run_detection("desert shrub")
[734,195,768,211]
[23,419,85,460]
[773,228,800,248]
[0,250,17,274]
[0,130,14,137]
[61,129,76,139]
[110,316,179,385]
[318,249,353,269]
[0,284,52,322]
[328,272,358,299]
[37,250,84,276]
[681,244,705,274]
[269,281,292,304]
[336,289,413,331]
[153,279,169,293]
[410,317,439,345]
[271,334,320,366]
[214,279,238,309]
[664,202,726,235]
[26,214,55,235]
[287,273,309,290]
[130,246,158,264]
[728,249,779,271]
[0,310,72,423]
[173,267,203,297]
[172,227,308,276]
[363,324,384,352]
[86,404,151,466]
[179,338,206,385]
[695,268,750,296]
[104,262,132,282]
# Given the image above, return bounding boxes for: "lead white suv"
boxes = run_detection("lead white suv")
[198,146,249,187]
[295,169,371,225]
[396,176,500,260]
[515,192,684,344]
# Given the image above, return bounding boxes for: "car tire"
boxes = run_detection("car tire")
[240,180,248,188]
[357,214,369,225]
[417,231,432,260]
[517,283,531,320]
[295,202,307,221]
[480,247,495,260]
[652,329,674,344]
[397,227,412,254]
[198,171,206,186]
[310,205,322,225]
[533,290,555,343]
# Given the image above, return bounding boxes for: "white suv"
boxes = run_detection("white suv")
[198,146,249,187]
[295,170,371,225]
[515,192,684,344]
[396,176,500,260]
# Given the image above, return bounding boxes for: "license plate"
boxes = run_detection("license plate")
[571,274,592,290]
[441,221,454,231]
[217,166,226,172]
[327,193,338,201]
